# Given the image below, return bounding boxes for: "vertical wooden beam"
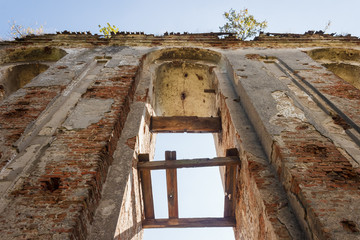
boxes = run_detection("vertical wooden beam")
[139,154,155,219]
[166,151,179,219]
[224,148,238,218]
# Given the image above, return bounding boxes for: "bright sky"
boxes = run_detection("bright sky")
[147,133,234,240]
[0,0,360,39]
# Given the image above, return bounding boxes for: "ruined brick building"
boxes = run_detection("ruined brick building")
[0,31,360,240]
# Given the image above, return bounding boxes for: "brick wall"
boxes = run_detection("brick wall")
[1,35,360,240]
[0,86,62,170]
[0,65,139,239]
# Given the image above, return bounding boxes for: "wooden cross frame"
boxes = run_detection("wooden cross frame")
[138,148,240,229]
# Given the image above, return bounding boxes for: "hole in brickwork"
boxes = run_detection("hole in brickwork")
[327,167,360,182]
[57,65,68,69]
[3,107,28,118]
[6,133,21,142]
[303,144,328,157]
[180,92,186,100]
[296,124,309,130]
[331,114,351,130]
[16,100,30,105]
[341,220,360,233]
[327,171,346,181]
[42,177,61,192]
[0,85,4,100]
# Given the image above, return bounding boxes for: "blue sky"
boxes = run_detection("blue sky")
[147,133,234,240]
[1,0,360,39]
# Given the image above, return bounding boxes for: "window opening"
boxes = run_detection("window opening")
[141,133,237,240]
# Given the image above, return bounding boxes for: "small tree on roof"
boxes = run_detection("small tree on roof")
[219,8,267,40]
[98,23,119,38]
[9,20,44,39]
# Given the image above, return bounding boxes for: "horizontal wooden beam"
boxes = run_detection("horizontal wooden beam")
[142,217,236,228]
[138,156,240,170]
[150,116,221,133]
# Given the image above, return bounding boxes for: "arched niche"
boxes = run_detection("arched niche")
[0,63,49,100]
[154,61,217,117]
[146,47,222,117]
[0,46,67,64]
[0,46,67,101]
[307,48,360,90]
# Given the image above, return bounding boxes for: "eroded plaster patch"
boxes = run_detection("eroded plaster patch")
[63,98,113,130]
[271,91,306,120]
[270,91,307,130]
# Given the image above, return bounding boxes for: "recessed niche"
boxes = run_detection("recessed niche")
[322,63,360,90]
[307,48,360,90]
[1,46,67,64]
[307,48,360,62]
[0,63,49,100]
[154,62,217,117]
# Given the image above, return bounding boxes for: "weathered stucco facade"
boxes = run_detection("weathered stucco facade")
[0,32,360,239]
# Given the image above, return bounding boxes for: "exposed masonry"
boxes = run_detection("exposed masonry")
[0,33,359,240]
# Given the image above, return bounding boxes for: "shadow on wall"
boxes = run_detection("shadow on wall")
[114,222,142,240]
